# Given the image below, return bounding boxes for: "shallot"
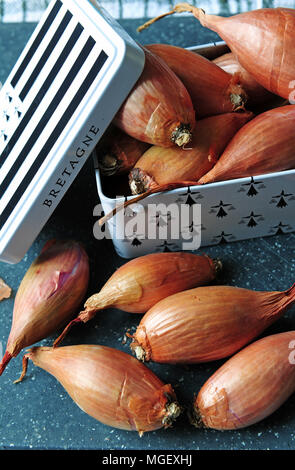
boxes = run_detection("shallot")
[95,126,150,176]
[146,44,247,117]
[16,344,181,435]
[53,252,221,347]
[98,111,253,225]
[192,331,295,429]
[0,240,89,376]
[129,112,253,195]
[113,45,196,147]
[212,52,275,107]
[138,4,295,100]
[199,105,295,184]
[130,283,295,363]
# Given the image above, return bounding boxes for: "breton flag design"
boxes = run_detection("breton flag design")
[0,0,108,231]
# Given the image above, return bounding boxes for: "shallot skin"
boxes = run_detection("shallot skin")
[199,105,295,184]
[194,331,295,430]
[130,284,295,364]
[85,252,221,314]
[146,44,247,117]
[18,345,181,434]
[0,278,11,301]
[0,240,89,376]
[113,46,196,147]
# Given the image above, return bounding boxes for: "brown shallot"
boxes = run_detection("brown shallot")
[95,126,150,176]
[53,252,222,347]
[98,111,253,225]
[113,45,196,147]
[146,44,247,117]
[138,4,295,100]
[0,240,89,376]
[129,111,253,195]
[212,52,275,107]
[192,331,295,430]
[130,283,295,363]
[15,345,181,435]
[199,105,295,184]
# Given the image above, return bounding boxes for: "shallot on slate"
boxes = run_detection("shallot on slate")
[192,331,295,430]
[130,283,295,363]
[15,345,181,435]
[53,252,222,347]
[0,240,89,376]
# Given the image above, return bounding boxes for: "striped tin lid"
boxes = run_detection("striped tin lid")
[0,0,145,264]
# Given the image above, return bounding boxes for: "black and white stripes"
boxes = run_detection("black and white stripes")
[0,0,109,231]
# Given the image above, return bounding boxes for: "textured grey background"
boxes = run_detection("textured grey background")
[0,16,295,451]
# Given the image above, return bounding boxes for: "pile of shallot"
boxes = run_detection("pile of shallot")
[96,4,295,224]
[1,236,295,435]
[1,5,295,439]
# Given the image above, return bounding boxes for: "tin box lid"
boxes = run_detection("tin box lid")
[0,0,145,264]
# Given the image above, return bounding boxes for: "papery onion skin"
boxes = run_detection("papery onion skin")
[193,331,295,430]
[0,240,89,376]
[146,44,247,117]
[113,46,196,147]
[138,4,295,100]
[0,278,11,301]
[129,111,253,195]
[130,284,295,364]
[16,345,181,434]
[53,252,221,347]
[198,105,295,184]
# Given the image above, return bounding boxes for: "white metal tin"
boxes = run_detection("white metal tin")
[94,42,295,258]
[0,0,145,264]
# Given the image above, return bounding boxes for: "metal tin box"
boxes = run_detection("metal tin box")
[0,0,145,263]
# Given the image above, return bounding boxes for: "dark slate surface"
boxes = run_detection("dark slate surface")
[0,17,295,452]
